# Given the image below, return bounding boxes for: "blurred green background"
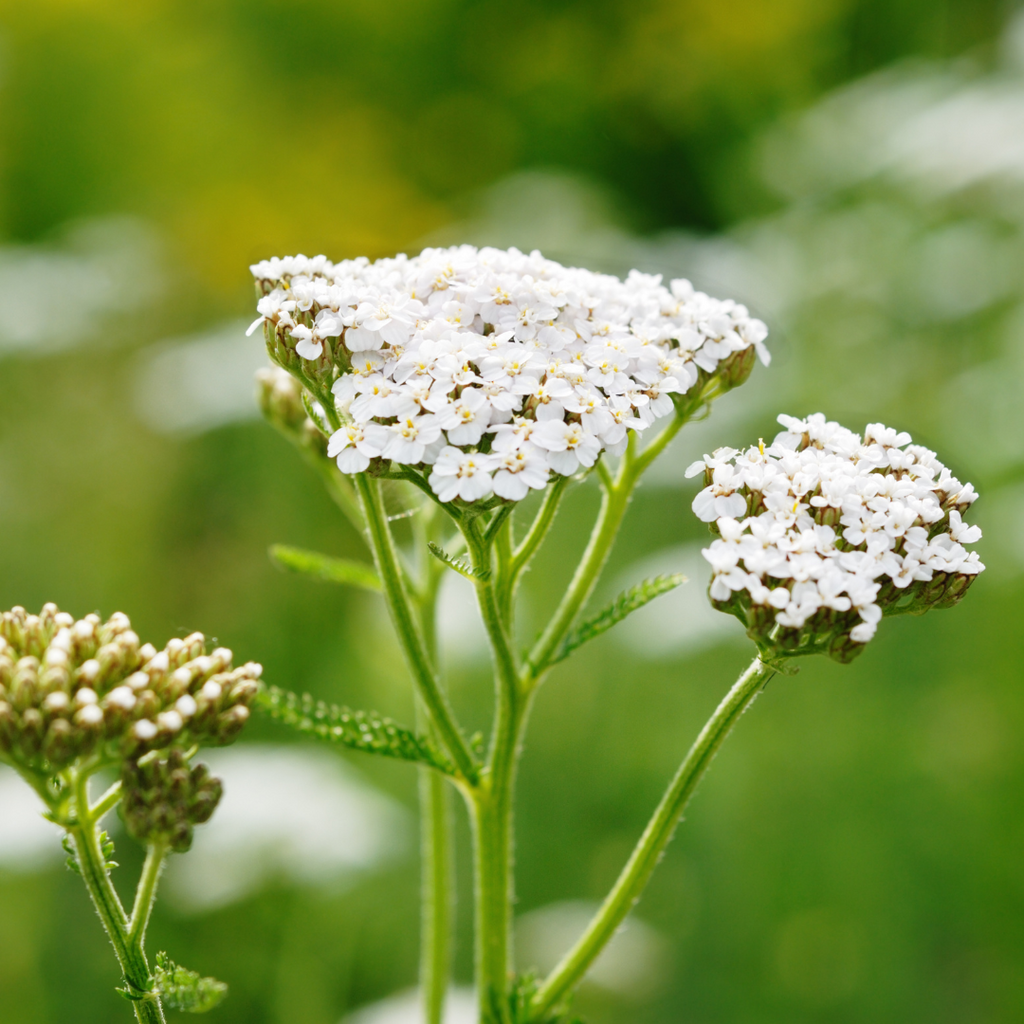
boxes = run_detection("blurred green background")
[1,1,1023,1022]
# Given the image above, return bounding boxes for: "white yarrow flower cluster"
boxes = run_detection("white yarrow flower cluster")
[250,246,769,503]
[688,414,984,661]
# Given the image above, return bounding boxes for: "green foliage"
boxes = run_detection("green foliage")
[552,574,686,664]
[427,541,491,581]
[151,952,228,1014]
[61,833,80,875]
[269,544,381,592]
[497,974,583,1024]
[99,831,118,871]
[63,831,118,873]
[256,686,454,775]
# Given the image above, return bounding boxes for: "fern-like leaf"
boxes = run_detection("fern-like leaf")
[256,686,454,775]
[427,541,490,581]
[269,544,381,592]
[62,833,81,875]
[152,952,227,1013]
[551,574,686,664]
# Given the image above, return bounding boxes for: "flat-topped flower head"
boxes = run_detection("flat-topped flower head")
[688,415,984,663]
[251,246,769,505]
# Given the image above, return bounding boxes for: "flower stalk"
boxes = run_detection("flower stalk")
[70,771,166,1024]
[529,656,775,1019]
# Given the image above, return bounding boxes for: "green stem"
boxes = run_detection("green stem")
[420,768,454,1024]
[464,519,519,706]
[128,843,167,949]
[90,780,123,821]
[523,445,637,683]
[506,475,568,608]
[412,518,456,1024]
[462,517,530,1023]
[306,450,366,535]
[523,411,695,684]
[529,656,775,1020]
[472,784,515,1024]
[354,473,478,783]
[71,773,166,1024]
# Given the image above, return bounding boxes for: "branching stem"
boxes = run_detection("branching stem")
[355,473,478,783]
[69,772,166,1024]
[129,843,167,949]
[462,514,532,1023]
[529,656,775,1019]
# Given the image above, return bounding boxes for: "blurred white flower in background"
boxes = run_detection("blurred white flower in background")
[164,745,406,912]
[134,321,270,435]
[342,988,476,1024]
[0,765,63,870]
[338,901,670,1023]
[614,543,741,658]
[436,571,490,665]
[516,901,669,998]
[0,217,162,356]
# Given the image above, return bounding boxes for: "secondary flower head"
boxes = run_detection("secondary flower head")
[688,415,984,662]
[251,246,769,505]
[0,603,261,775]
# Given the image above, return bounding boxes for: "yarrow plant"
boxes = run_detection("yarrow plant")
[243,245,984,1024]
[9,243,984,1024]
[0,604,260,1022]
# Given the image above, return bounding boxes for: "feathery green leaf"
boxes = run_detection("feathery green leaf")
[552,574,686,664]
[256,686,455,775]
[427,541,490,581]
[269,544,381,592]
[152,953,227,1013]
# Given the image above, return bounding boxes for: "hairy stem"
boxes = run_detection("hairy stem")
[529,656,775,1019]
[128,843,167,949]
[462,517,532,1022]
[523,443,638,683]
[420,767,455,1024]
[355,473,478,782]
[504,475,568,616]
[71,773,166,1024]
[412,518,456,1024]
[523,409,695,685]
[90,780,123,821]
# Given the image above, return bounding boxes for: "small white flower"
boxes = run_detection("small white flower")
[492,443,550,501]
[289,324,323,361]
[327,422,389,474]
[134,719,158,741]
[428,447,496,503]
[382,413,442,464]
[105,686,136,711]
[435,387,492,446]
[530,420,602,475]
[948,510,982,544]
[76,704,104,726]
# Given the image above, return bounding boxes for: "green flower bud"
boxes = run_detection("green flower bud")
[121,751,224,853]
[256,366,308,433]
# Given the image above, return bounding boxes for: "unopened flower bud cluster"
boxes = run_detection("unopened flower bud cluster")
[688,415,984,661]
[250,246,769,503]
[0,603,261,776]
[121,749,223,852]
